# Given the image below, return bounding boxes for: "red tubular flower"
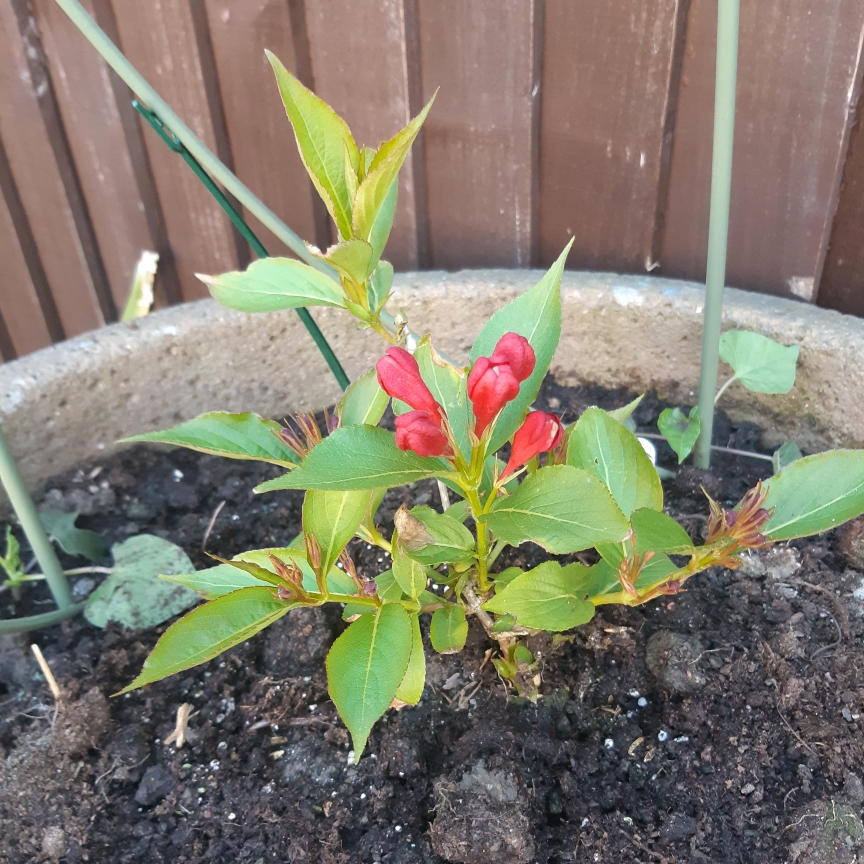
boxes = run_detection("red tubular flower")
[467,357,520,436]
[501,411,564,478]
[395,410,453,458]
[490,333,535,382]
[376,347,441,416]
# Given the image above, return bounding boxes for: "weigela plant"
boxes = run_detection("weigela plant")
[121,54,864,758]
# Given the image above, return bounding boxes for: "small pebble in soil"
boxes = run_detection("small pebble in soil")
[638,697,648,707]
[604,739,614,750]
[658,730,669,742]
[629,689,640,697]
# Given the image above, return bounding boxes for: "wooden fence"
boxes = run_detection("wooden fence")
[1,0,864,361]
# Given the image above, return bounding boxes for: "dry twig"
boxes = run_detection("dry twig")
[202,500,226,551]
[163,702,192,748]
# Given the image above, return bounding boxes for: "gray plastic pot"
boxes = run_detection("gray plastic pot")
[2,270,863,496]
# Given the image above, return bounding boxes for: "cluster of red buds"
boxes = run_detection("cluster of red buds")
[375,333,563,474]
[705,481,772,556]
[277,410,338,460]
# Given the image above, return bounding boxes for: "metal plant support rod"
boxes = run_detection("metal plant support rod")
[694,0,740,469]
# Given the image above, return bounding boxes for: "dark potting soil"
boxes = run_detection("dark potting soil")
[2,377,864,864]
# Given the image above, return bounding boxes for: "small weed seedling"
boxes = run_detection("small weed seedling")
[121,59,864,758]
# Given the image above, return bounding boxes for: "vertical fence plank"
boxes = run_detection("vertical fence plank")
[537,0,684,273]
[417,0,536,269]
[305,0,420,270]
[31,0,153,314]
[662,0,864,300]
[111,0,238,300]
[203,0,320,257]
[0,0,105,337]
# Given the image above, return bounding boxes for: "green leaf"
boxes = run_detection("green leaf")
[567,407,663,517]
[267,52,359,237]
[577,555,677,602]
[658,406,700,464]
[763,450,864,540]
[772,440,803,474]
[414,336,471,459]
[122,412,299,467]
[395,614,426,705]
[256,426,445,492]
[367,261,394,313]
[326,603,412,757]
[201,258,345,313]
[396,506,475,566]
[39,510,106,562]
[392,541,429,599]
[630,508,694,554]
[719,331,799,394]
[118,587,291,694]
[0,526,23,582]
[319,239,373,286]
[491,613,517,633]
[303,489,375,577]
[469,241,573,451]
[482,561,595,632]
[85,535,197,629]
[429,604,468,653]
[493,567,524,591]
[608,395,644,423]
[353,96,435,269]
[338,369,389,428]
[486,465,629,554]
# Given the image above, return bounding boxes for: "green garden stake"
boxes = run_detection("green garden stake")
[694,0,740,469]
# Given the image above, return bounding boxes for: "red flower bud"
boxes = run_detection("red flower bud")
[395,410,453,458]
[501,411,564,478]
[467,357,521,436]
[490,333,535,382]
[376,347,440,416]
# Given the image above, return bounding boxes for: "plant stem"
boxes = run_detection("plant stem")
[714,374,738,405]
[694,0,740,470]
[0,425,71,611]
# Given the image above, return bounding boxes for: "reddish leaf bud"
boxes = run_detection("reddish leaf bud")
[362,579,378,596]
[725,509,738,527]
[376,347,440,416]
[467,357,521,435]
[395,410,453,458]
[489,333,535,382]
[501,411,564,478]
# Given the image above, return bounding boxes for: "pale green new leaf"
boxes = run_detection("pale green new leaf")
[772,440,803,474]
[482,561,595,632]
[122,412,299,467]
[117,587,292,694]
[429,605,468,654]
[303,489,375,576]
[398,506,475,566]
[338,368,389,427]
[658,406,700,464]
[319,239,373,286]
[486,465,629,554]
[267,52,359,237]
[326,603,412,756]
[367,261,394,313]
[395,614,426,704]
[630,508,693,554]
[719,330,799,395]
[608,395,644,423]
[763,450,864,540]
[256,426,445,492]
[391,541,429,599]
[567,407,662,517]
[470,241,573,451]
[40,510,106,562]
[201,258,345,313]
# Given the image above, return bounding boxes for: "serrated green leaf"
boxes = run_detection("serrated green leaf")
[763,450,864,540]
[117,586,291,694]
[470,241,573,451]
[303,489,375,577]
[318,239,373,286]
[201,258,345,313]
[353,96,435,269]
[630,508,693,554]
[395,614,425,704]
[772,440,803,474]
[122,412,299,467]
[338,369,389,428]
[429,604,468,654]
[326,603,412,757]
[719,331,799,395]
[392,541,428,599]
[608,395,644,423]
[398,506,475,566]
[257,426,445,492]
[486,465,629,554]
[658,406,700,464]
[482,561,595,632]
[493,567,524,591]
[367,261,394,313]
[267,52,359,237]
[85,535,197,629]
[40,510,106,563]
[567,407,662,517]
